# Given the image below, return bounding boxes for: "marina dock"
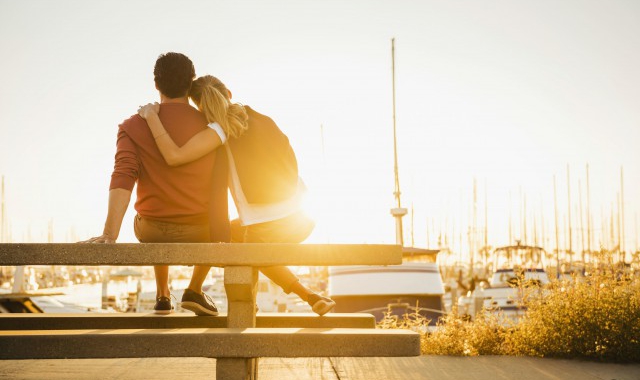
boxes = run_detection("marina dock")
[1,356,639,380]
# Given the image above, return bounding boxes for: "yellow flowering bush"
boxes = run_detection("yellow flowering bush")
[378,261,640,363]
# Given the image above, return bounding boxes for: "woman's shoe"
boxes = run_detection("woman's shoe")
[307,293,336,316]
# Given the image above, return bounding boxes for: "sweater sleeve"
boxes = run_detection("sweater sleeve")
[109,127,139,191]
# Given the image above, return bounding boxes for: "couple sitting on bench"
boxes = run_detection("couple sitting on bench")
[81,52,335,317]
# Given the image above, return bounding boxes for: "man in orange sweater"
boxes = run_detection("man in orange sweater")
[82,52,228,316]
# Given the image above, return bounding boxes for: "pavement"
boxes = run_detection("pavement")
[0,356,639,380]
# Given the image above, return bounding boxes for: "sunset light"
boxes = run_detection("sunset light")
[1,2,639,258]
[2,1,640,376]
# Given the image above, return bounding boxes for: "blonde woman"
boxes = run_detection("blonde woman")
[138,75,335,315]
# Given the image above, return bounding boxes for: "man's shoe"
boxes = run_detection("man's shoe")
[181,289,219,316]
[154,296,173,315]
[308,293,335,316]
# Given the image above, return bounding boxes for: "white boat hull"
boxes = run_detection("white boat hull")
[329,262,445,324]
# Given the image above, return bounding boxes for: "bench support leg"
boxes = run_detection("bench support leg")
[224,266,258,328]
[219,266,259,379]
[216,358,257,380]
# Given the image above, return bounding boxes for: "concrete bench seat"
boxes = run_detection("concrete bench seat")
[0,327,420,359]
[0,243,401,266]
[0,312,376,330]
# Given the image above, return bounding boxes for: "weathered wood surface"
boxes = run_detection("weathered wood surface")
[1,356,639,380]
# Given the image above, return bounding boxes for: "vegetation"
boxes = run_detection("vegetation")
[378,265,640,363]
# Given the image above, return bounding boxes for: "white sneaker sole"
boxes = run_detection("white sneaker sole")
[180,301,219,316]
[153,309,173,315]
[312,299,336,316]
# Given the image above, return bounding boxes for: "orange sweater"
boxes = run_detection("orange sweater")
[109,102,223,226]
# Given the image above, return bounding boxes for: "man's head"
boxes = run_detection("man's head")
[153,52,195,99]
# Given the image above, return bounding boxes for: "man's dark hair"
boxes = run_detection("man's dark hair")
[153,52,195,98]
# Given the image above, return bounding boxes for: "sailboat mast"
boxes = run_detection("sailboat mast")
[578,179,586,264]
[470,178,477,275]
[484,181,488,267]
[392,38,401,210]
[586,164,592,255]
[635,212,639,252]
[620,166,625,262]
[1,175,5,243]
[389,38,407,246]
[553,175,560,278]
[523,191,527,244]
[508,191,513,244]
[411,203,415,247]
[567,164,572,264]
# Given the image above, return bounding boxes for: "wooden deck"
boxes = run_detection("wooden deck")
[0,356,638,380]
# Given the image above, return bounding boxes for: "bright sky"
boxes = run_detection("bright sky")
[1,1,639,256]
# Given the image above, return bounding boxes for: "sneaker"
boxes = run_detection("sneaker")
[180,289,219,316]
[154,296,173,315]
[308,293,336,316]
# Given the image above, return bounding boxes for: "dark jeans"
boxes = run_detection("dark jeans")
[231,210,315,293]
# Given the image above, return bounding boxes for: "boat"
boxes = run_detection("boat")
[0,265,109,313]
[329,247,445,325]
[457,242,551,321]
[0,291,106,313]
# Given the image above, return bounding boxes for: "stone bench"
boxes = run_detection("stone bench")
[0,312,376,330]
[0,243,402,266]
[0,243,418,380]
[0,327,420,359]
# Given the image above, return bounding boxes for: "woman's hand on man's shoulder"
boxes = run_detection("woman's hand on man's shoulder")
[137,102,160,120]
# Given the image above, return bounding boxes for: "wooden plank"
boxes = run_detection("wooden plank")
[0,312,377,330]
[259,358,339,380]
[2,356,639,380]
[0,243,402,266]
[0,358,219,380]
[0,328,421,359]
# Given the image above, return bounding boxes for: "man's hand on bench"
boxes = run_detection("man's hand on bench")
[78,234,115,244]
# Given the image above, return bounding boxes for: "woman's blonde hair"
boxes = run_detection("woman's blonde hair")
[189,75,249,139]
